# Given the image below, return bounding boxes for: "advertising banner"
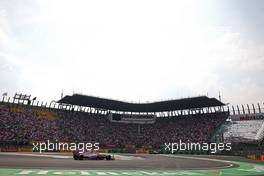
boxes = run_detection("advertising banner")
[231,113,264,121]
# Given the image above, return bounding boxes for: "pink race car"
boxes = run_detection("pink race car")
[73,150,114,160]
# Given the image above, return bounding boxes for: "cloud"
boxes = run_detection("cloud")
[0,0,263,106]
[0,2,25,96]
[207,31,264,105]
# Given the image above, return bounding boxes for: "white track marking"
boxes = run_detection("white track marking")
[0,152,144,160]
[37,170,49,174]
[112,154,145,160]
[95,172,107,175]
[18,170,34,174]
[0,152,71,159]
[161,154,234,169]
[80,171,91,175]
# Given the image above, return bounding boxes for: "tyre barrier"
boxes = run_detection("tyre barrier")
[247,153,264,161]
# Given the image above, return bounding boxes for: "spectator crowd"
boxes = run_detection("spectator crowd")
[0,103,228,149]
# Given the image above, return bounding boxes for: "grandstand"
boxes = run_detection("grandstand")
[210,104,264,157]
[0,93,228,151]
[1,93,264,176]
[1,93,264,154]
[223,120,264,143]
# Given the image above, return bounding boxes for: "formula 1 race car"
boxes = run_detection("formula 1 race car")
[73,150,114,160]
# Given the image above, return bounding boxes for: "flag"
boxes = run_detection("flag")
[2,92,7,96]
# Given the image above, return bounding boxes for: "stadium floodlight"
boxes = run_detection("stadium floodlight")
[2,92,8,102]
[31,97,37,106]
[13,93,31,105]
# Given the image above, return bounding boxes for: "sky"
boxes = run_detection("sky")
[0,0,264,106]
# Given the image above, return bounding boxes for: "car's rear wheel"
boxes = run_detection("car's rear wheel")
[106,155,111,160]
[73,155,78,160]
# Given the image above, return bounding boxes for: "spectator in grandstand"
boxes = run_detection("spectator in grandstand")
[0,103,227,149]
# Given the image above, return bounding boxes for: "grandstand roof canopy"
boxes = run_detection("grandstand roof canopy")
[58,94,225,113]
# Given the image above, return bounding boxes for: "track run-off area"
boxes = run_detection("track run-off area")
[0,153,264,176]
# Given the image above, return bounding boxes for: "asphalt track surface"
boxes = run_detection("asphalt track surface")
[0,153,234,170]
[1,153,264,176]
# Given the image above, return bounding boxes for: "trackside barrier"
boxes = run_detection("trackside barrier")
[247,153,264,161]
[260,155,264,161]
[18,147,32,152]
[136,148,149,154]
[59,150,71,153]
[97,149,108,153]
[247,154,256,160]
[0,147,18,152]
